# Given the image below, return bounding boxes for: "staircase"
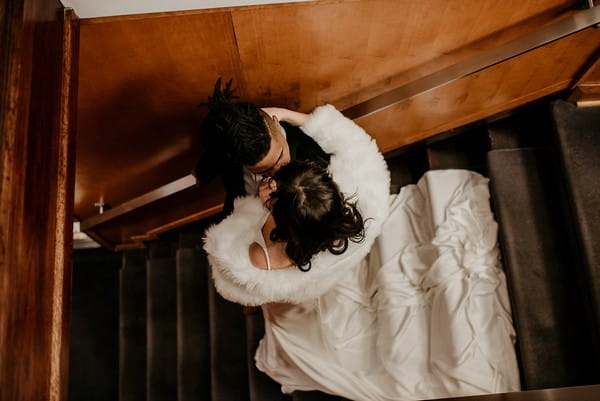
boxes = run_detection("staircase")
[69,99,600,400]
[486,100,600,388]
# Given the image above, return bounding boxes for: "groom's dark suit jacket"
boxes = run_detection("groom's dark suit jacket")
[196,122,330,217]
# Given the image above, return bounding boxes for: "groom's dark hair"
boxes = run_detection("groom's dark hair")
[196,78,271,181]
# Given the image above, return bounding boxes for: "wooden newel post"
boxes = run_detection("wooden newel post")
[0,1,78,400]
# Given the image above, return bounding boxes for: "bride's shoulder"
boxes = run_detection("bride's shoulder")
[249,243,269,270]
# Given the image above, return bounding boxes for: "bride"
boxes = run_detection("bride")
[204,104,520,400]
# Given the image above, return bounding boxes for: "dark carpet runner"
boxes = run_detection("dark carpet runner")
[177,231,212,401]
[120,249,147,401]
[147,240,178,401]
[552,100,600,369]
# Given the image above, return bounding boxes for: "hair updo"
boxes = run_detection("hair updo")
[196,78,271,183]
[269,161,365,271]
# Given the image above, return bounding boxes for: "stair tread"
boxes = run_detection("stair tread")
[292,391,349,401]
[426,128,489,173]
[246,311,292,401]
[209,270,250,401]
[70,249,121,401]
[552,100,600,342]
[147,240,178,401]
[487,147,593,388]
[176,241,211,401]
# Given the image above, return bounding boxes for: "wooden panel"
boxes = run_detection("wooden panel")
[77,0,600,247]
[358,28,600,153]
[585,61,600,84]
[76,11,241,219]
[233,0,574,110]
[570,53,600,106]
[0,3,78,401]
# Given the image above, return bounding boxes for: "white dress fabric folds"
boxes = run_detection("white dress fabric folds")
[255,170,521,400]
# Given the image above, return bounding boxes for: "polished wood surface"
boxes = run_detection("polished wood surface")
[52,11,79,401]
[360,28,600,153]
[77,10,241,219]
[342,7,600,120]
[233,0,573,110]
[0,2,78,400]
[76,0,600,247]
[570,52,600,106]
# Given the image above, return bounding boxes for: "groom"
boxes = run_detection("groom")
[194,78,330,215]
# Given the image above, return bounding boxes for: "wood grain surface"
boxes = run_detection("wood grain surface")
[75,0,600,246]
[358,28,600,153]
[0,2,78,401]
[77,11,241,219]
[232,0,574,110]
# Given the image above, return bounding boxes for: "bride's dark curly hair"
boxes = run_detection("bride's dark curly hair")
[268,161,365,272]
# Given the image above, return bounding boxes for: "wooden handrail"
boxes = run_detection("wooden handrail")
[342,6,600,119]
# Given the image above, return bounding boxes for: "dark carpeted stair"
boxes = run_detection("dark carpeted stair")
[69,248,120,401]
[147,239,179,400]
[208,268,250,400]
[487,145,595,389]
[120,249,147,401]
[552,100,600,364]
[386,145,429,192]
[177,231,212,401]
[246,311,292,401]
[426,125,489,173]
[292,391,348,401]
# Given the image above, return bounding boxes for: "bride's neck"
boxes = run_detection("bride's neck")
[262,214,294,268]
[261,214,277,245]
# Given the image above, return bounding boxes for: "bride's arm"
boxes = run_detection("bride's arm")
[262,107,308,127]
[264,104,382,172]
[299,105,375,159]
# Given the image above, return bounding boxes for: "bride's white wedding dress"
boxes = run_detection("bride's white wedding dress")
[255,170,520,400]
[203,105,520,400]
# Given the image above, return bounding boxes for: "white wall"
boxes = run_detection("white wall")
[61,0,311,19]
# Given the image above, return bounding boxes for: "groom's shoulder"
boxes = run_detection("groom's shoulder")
[282,122,330,165]
[281,122,306,142]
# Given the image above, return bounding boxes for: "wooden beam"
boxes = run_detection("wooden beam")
[113,203,223,250]
[0,3,78,401]
[80,174,197,231]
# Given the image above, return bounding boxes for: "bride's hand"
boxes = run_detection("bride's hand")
[259,177,277,208]
[261,107,288,121]
[262,107,308,127]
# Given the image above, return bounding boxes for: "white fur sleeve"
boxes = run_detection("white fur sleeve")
[301,104,390,229]
[301,104,370,155]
